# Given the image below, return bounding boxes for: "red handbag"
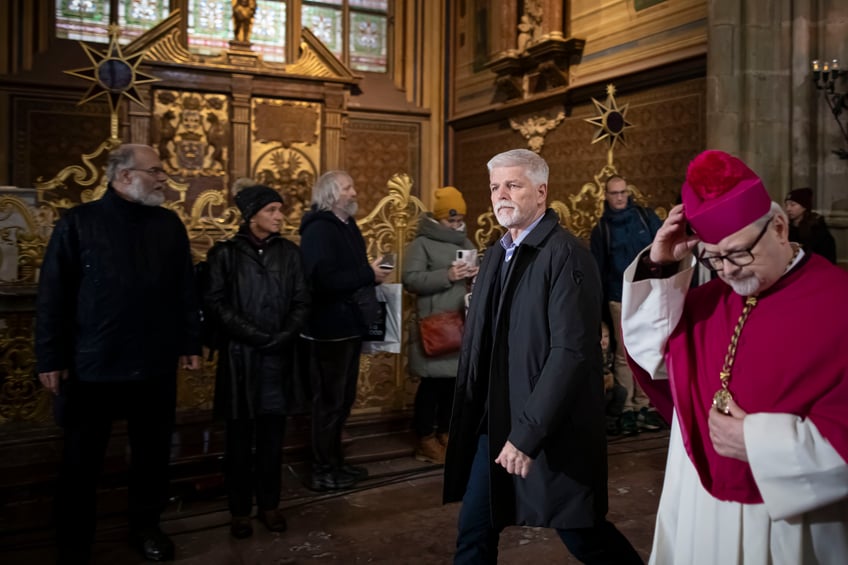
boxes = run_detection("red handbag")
[419,310,464,357]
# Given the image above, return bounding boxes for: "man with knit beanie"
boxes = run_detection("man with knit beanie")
[402,186,478,464]
[204,184,310,538]
[784,187,837,263]
[621,150,848,564]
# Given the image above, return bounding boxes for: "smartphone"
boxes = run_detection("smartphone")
[379,252,396,270]
[456,249,478,266]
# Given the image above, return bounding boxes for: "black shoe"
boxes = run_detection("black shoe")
[340,463,369,480]
[230,516,253,539]
[258,509,288,533]
[620,411,639,437]
[606,418,622,437]
[638,407,665,431]
[130,527,175,562]
[308,470,357,492]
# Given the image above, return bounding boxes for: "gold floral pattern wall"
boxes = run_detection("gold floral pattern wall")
[250,99,322,239]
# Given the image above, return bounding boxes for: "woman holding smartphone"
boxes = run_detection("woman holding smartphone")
[401,186,478,463]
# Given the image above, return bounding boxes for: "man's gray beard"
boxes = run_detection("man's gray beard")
[726,275,760,296]
[494,207,514,228]
[344,201,358,217]
[126,182,165,207]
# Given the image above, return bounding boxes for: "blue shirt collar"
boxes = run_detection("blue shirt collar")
[499,211,545,262]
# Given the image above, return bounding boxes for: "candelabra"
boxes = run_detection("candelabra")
[811,58,848,159]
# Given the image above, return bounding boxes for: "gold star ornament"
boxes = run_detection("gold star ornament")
[584,84,633,149]
[64,23,159,114]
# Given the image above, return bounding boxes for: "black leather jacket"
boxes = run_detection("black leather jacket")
[35,186,201,381]
[205,230,310,418]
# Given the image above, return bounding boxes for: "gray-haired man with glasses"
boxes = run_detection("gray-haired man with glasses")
[36,144,201,563]
[620,150,848,565]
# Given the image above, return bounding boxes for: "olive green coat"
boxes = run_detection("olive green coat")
[401,214,474,378]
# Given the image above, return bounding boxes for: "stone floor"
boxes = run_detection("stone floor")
[0,431,668,564]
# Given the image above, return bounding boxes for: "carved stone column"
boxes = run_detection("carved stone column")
[323,84,346,170]
[707,0,793,198]
[128,84,153,145]
[231,74,253,182]
[491,0,518,57]
[538,0,564,37]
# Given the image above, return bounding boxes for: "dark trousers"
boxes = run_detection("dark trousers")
[225,415,287,516]
[413,377,455,437]
[455,435,643,565]
[306,337,362,471]
[54,379,176,565]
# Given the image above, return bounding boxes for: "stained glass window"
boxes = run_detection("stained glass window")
[303,0,389,73]
[56,0,167,44]
[350,11,386,72]
[118,0,170,43]
[350,0,387,9]
[56,0,111,43]
[251,1,288,63]
[188,0,288,63]
[302,4,343,58]
[187,0,232,56]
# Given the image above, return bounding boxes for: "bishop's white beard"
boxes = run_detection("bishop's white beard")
[726,274,761,296]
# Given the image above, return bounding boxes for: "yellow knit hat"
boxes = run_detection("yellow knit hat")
[433,186,467,220]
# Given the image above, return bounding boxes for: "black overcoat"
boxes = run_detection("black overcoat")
[36,186,200,381]
[443,209,609,530]
[205,232,310,419]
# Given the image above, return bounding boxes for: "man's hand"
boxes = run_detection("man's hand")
[649,204,700,264]
[709,395,748,461]
[180,355,201,370]
[494,440,533,478]
[371,258,391,284]
[38,369,68,395]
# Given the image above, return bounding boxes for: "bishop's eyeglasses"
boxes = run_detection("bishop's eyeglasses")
[697,216,772,272]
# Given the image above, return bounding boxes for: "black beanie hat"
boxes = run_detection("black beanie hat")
[785,187,813,211]
[234,184,284,222]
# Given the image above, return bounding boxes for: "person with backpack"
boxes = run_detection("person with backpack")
[203,184,310,539]
[590,175,665,436]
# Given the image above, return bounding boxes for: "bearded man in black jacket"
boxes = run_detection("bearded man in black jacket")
[298,170,391,491]
[36,144,201,563]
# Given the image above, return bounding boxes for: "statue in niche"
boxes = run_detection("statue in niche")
[232,0,257,43]
[517,15,533,51]
[517,0,543,51]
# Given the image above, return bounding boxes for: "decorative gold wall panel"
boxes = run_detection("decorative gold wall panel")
[354,174,426,412]
[12,97,111,192]
[250,98,322,240]
[153,89,229,196]
[344,119,421,216]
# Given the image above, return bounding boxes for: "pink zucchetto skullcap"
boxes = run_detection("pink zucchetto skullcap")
[681,150,772,244]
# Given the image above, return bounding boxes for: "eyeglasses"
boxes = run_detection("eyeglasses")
[127,167,169,179]
[697,217,772,272]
